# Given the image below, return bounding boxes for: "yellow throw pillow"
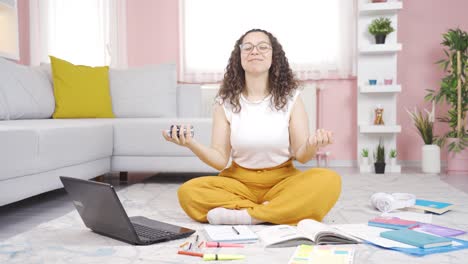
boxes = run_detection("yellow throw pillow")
[50,56,114,118]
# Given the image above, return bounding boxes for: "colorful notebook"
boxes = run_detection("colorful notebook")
[411,223,466,237]
[407,199,454,214]
[368,217,419,229]
[380,229,452,248]
[287,245,355,264]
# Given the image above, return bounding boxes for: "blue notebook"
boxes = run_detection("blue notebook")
[380,229,452,248]
[409,199,454,214]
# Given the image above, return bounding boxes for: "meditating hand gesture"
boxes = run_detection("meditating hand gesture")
[162,124,194,147]
[308,129,333,149]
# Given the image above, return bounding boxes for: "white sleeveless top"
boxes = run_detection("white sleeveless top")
[220,90,301,169]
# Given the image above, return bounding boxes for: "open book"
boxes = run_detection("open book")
[257,219,360,248]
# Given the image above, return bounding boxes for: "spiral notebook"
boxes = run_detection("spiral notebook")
[203,225,258,243]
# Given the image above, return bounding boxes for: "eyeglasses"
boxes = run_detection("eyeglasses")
[239,42,272,54]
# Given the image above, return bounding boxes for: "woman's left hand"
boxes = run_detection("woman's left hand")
[308,129,333,149]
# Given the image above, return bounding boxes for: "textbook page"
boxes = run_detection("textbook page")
[299,219,360,245]
[257,225,314,248]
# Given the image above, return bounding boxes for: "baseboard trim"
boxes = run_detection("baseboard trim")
[295,160,446,169]
[398,160,447,168]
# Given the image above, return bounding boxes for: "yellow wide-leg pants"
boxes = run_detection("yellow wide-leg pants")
[178,159,341,225]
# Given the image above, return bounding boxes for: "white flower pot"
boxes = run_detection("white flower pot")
[422,145,440,173]
[389,157,397,166]
[361,157,369,166]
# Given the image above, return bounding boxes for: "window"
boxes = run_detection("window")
[181,0,356,82]
[29,0,127,67]
[0,0,19,60]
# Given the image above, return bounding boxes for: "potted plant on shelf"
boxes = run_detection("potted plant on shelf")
[361,148,369,166]
[389,149,397,167]
[407,105,440,173]
[368,17,394,44]
[373,140,386,174]
[425,28,467,174]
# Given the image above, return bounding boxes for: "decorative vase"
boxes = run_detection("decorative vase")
[375,35,386,44]
[374,162,386,174]
[422,144,440,173]
[361,157,369,166]
[384,79,393,85]
[372,0,387,2]
[446,138,468,175]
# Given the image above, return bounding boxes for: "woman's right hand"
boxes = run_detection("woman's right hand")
[162,124,194,147]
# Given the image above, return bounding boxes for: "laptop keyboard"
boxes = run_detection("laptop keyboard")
[132,223,177,240]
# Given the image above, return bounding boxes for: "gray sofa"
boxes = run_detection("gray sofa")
[0,57,215,206]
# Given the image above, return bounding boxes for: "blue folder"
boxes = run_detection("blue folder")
[365,237,468,257]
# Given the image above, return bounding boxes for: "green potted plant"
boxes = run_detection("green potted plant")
[368,17,394,44]
[425,28,468,174]
[373,140,386,174]
[406,105,440,173]
[389,149,397,167]
[361,148,369,166]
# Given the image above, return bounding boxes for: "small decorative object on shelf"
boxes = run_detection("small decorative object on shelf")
[371,0,387,3]
[369,79,377,85]
[361,148,370,166]
[389,149,397,166]
[374,105,385,125]
[374,139,386,174]
[384,78,393,85]
[368,17,394,44]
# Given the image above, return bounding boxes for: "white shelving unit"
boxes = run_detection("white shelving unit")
[0,0,19,60]
[357,0,402,173]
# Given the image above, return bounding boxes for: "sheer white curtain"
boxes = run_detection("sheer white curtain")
[181,0,356,83]
[29,0,127,67]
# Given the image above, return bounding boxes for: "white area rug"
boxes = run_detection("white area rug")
[1,172,468,264]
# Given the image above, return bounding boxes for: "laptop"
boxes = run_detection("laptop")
[60,176,195,245]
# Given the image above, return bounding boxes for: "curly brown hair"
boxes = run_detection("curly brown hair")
[217,29,300,113]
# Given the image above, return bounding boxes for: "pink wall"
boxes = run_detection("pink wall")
[126,0,179,66]
[317,81,357,161]
[16,0,468,162]
[397,0,468,161]
[17,0,29,65]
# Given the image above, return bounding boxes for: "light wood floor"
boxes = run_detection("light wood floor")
[1,168,467,242]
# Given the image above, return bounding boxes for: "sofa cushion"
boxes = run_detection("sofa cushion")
[0,92,8,120]
[0,57,55,120]
[0,127,39,181]
[109,64,177,118]
[112,118,212,156]
[50,56,115,118]
[177,84,202,118]
[0,119,113,180]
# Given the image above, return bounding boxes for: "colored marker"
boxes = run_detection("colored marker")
[203,254,245,261]
[179,241,189,248]
[205,241,244,248]
[177,251,203,257]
